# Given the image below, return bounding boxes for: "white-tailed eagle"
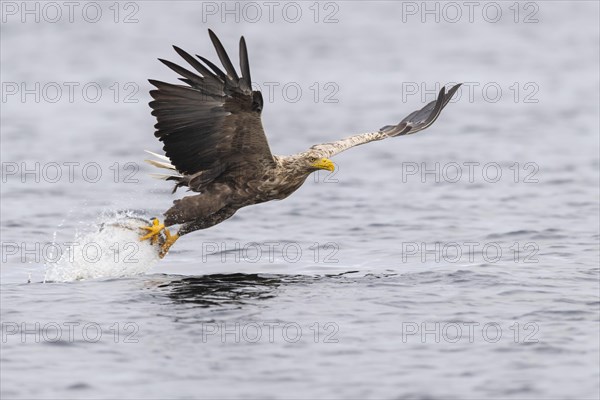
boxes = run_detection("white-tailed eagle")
[141,30,461,257]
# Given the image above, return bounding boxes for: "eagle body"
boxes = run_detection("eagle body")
[145,30,461,245]
[160,153,321,234]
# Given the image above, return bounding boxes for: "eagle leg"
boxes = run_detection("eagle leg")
[159,228,179,259]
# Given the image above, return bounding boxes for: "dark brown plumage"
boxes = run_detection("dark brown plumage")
[142,30,461,256]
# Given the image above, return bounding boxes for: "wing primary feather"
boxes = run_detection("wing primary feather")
[377,83,462,137]
[239,36,252,92]
[158,59,204,86]
[208,29,240,81]
[196,54,227,81]
[443,83,462,108]
[420,87,446,127]
[172,45,221,83]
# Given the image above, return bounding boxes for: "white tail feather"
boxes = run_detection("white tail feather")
[144,150,176,169]
[144,150,181,185]
[144,150,171,162]
[145,159,177,170]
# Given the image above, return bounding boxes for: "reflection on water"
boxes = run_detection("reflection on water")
[152,271,361,308]
[158,273,285,307]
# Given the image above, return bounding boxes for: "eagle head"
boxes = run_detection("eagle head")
[304,154,335,172]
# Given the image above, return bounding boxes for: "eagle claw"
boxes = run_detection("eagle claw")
[140,218,165,244]
[139,219,179,258]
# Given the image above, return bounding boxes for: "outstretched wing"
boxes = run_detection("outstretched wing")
[148,29,275,189]
[310,84,462,158]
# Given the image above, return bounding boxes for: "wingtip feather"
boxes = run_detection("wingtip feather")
[207,29,240,81]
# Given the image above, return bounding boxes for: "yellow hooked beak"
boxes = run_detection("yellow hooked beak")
[311,158,335,172]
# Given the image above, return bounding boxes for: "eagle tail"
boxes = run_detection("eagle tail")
[145,159,176,170]
[144,150,176,170]
[149,173,181,180]
[145,150,171,162]
[145,150,187,192]
[148,173,187,194]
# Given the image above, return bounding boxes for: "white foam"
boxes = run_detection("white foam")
[44,211,162,282]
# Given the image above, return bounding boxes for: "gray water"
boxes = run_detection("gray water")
[1,1,599,399]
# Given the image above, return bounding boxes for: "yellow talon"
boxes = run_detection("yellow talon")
[140,218,165,244]
[139,218,179,258]
[159,228,179,259]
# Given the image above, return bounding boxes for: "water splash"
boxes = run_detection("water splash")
[44,211,163,282]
